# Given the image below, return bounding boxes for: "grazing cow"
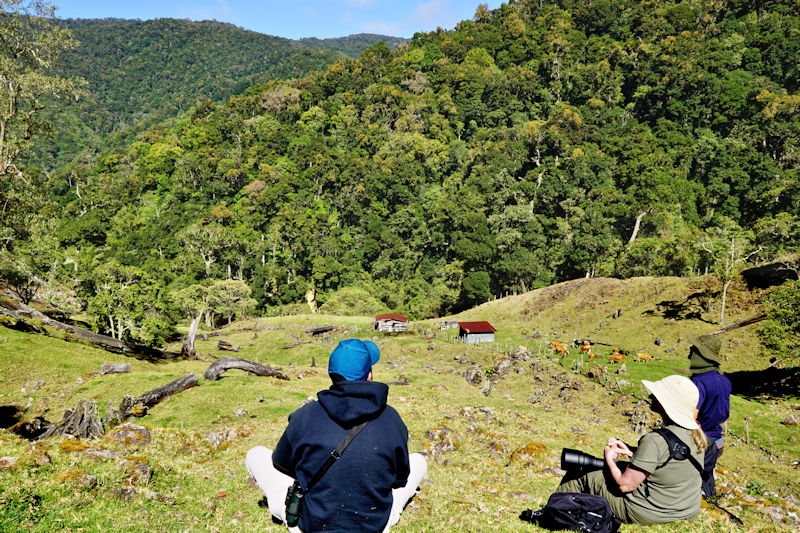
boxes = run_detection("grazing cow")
[579,341,592,354]
[635,353,653,362]
[549,341,568,358]
[609,347,627,364]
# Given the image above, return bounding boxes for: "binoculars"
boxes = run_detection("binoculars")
[561,448,605,470]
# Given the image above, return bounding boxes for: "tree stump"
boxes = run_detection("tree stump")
[39,400,104,440]
[204,357,289,381]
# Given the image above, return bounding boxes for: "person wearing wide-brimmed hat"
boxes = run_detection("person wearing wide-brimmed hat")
[688,334,731,499]
[555,375,708,524]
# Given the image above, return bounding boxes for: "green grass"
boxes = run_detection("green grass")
[0,276,797,532]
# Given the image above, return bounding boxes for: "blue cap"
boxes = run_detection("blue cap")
[328,339,380,381]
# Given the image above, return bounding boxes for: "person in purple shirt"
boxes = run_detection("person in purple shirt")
[687,334,731,500]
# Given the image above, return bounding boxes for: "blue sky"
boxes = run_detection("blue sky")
[54,1,505,40]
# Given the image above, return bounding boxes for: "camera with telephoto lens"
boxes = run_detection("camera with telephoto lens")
[284,480,304,527]
[561,448,605,471]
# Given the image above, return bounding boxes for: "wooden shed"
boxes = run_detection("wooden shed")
[458,321,496,343]
[374,313,409,332]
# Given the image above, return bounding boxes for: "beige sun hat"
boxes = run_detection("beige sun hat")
[642,375,700,430]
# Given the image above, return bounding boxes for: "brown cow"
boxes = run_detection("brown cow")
[609,347,626,364]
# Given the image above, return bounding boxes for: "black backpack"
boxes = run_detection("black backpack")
[520,492,621,533]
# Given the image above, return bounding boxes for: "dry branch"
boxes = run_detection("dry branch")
[204,357,289,381]
[282,340,311,349]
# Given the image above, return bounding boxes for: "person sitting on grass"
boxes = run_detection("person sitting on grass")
[555,374,708,524]
[245,338,427,532]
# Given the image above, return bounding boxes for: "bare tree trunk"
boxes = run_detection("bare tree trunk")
[720,279,730,325]
[181,311,203,358]
[628,211,648,244]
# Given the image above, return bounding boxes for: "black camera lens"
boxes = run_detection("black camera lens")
[561,448,605,470]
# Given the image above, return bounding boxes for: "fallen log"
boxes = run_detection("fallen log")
[204,357,289,381]
[282,340,311,349]
[218,340,239,352]
[39,400,104,440]
[303,325,336,336]
[708,315,767,335]
[0,292,180,359]
[106,374,199,424]
[137,374,198,408]
[663,337,683,353]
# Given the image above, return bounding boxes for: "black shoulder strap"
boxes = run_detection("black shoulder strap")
[305,420,369,492]
[655,428,705,477]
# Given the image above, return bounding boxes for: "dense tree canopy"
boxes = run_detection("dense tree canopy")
[31,19,406,168]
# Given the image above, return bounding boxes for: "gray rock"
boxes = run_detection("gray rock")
[782,414,800,426]
[110,488,138,500]
[762,506,785,523]
[463,366,483,386]
[107,423,151,447]
[123,460,151,488]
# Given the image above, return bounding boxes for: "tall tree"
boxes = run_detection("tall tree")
[0,0,83,241]
[700,218,759,325]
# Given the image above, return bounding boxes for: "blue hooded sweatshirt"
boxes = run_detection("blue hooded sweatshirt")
[272,380,410,532]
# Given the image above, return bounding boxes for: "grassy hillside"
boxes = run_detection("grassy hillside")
[0,276,797,531]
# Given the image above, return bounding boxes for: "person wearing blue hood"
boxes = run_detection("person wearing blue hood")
[245,338,427,532]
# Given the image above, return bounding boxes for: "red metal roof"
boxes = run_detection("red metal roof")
[374,313,408,322]
[458,321,495,333]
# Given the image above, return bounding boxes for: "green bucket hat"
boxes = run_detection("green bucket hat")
[688,334,721,365]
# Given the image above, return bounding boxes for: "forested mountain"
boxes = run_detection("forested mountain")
[33,18,406,168]
[299,33,410,56]
[7,0,800,347]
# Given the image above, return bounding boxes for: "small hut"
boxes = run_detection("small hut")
[458,321,496,343]
[374,313,409,332]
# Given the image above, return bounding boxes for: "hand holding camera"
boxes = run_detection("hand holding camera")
[604,438,633,463]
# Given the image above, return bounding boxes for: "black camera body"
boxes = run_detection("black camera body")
[285,480,304,527]
[561,448,605,471]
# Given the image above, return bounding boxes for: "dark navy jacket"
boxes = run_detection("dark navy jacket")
[272,380,410,532]
[691,370,731,441]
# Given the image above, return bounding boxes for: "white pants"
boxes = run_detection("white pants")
[245,446,428,533]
